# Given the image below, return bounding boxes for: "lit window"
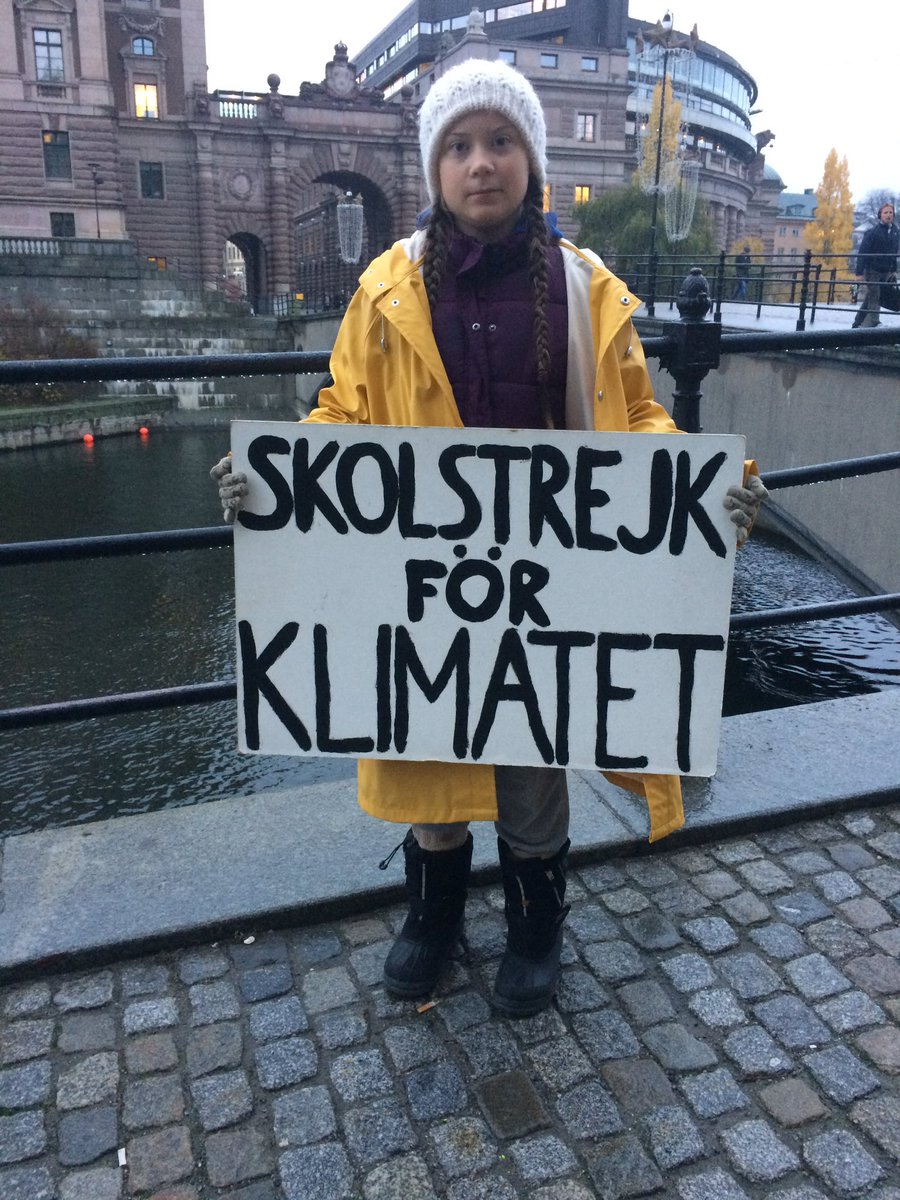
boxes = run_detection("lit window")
[498,49,517,65]
[132,37,155,56]
[50,212,75,238]
[134,83,159,119]
[42,130,71,179]
[542,182,551,212]
[140,161,165,199]
[574,184,591,205]
[540,52,558,69]
[581,56,598,71]
[576,113,595,142]
[34,28,64,82]
[146,256,168,271]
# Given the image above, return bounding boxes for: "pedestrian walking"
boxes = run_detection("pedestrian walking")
[211,59,766,1017]
[733,244,751,300]
[852,203,899,327]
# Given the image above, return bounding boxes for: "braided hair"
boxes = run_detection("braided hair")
[422,177,558,429]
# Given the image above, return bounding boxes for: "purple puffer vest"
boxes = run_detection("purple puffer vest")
[430,228,569,430]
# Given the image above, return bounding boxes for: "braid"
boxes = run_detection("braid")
[423,201,454,312]
[524,182,554,428]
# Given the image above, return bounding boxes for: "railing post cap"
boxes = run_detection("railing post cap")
[676,266,712,322]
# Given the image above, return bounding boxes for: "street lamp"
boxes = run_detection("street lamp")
[637,12,696,316]
[87,162,104,240]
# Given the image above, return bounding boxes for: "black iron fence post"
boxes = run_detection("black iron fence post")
[713,251,726,324]
[647,249,659,319]
[659,266,721,433]
[796,249,813,331]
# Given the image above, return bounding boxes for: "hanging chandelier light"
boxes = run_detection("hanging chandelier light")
[336,192,364,264]
[665,158,701,242]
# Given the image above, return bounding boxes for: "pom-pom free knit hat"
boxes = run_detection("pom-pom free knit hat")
[418,58,547,203]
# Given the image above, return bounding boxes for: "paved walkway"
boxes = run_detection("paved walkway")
[2,795,900,1196]
[651,298,900,334]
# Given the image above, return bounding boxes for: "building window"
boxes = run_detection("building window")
[778,225,786,236]
[34,28,65,82]
[540,53,558,69]
[42,130,71,179]
[576,113,596,142]
[146,256,168,271]
[132,36,155,56]
[50,212,76,238]
[574,184,591,205]
[498,49,517,65]
[542,182,551,212]
[134,83,159,119]
[581,55,598,71]
[140,161,165,199]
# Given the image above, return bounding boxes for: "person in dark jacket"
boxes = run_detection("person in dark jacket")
[852,203,899,327]
[733,245,751,300]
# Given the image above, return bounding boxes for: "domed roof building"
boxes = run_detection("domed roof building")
[352,0,779,249]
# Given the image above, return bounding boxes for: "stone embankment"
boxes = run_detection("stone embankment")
[0,254,301,450]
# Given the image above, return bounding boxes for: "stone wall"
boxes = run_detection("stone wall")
[0,255,299,443]
[655,346,900,595]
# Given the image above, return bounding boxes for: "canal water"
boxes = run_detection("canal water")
[2,428,899,837]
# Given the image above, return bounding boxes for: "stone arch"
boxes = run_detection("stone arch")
[291,170,394,311]
[225,231,265,311]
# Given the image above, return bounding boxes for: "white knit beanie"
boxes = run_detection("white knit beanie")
[419,58,547,204]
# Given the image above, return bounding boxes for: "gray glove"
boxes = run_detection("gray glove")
[210,454,248,525]
[723,474,768,545]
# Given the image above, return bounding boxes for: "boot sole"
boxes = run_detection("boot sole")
[492,987,556,1019]
[382,927,464,999]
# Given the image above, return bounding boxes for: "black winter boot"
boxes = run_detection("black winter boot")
[493,836,571,1018]
[382,830,473,998]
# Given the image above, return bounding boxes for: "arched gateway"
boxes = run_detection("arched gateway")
[189,47,421,305]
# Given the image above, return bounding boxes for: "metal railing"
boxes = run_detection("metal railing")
[1,326,899,733]
[611,250,885,332]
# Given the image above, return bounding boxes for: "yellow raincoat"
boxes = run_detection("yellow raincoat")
[306,231,698,842]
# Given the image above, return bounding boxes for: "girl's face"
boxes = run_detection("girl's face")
[437,110,530,242]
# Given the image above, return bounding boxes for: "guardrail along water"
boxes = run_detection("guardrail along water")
[2,428,899,839]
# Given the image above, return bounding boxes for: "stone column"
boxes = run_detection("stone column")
[397,87,424,237]
[193,132,221,289]
[268,138,292,295]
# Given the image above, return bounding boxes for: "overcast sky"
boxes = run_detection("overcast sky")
[205,2,890,203]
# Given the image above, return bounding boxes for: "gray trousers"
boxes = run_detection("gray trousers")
[854,272,887,327]
[413,766,569,858]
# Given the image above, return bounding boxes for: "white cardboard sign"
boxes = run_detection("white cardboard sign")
[231,421,745,777]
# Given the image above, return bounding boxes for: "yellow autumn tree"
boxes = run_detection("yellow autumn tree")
[805,149,853,258]
[637,77,682,193]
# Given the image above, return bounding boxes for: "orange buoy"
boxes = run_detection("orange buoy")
[83,433,94,445]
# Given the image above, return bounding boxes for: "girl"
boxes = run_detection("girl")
[214,59,765,1017]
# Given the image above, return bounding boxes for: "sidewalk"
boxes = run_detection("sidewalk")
[1,690,899,1198]
[651,297,900,335]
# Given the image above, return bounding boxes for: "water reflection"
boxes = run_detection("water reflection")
[727,532,900,714]
[2,429,898,836]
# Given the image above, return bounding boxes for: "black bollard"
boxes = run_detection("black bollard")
[660,266,721,433]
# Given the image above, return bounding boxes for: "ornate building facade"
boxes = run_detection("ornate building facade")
[0,0,780,305]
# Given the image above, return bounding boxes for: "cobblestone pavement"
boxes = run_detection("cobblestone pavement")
[2,805,900,1200]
